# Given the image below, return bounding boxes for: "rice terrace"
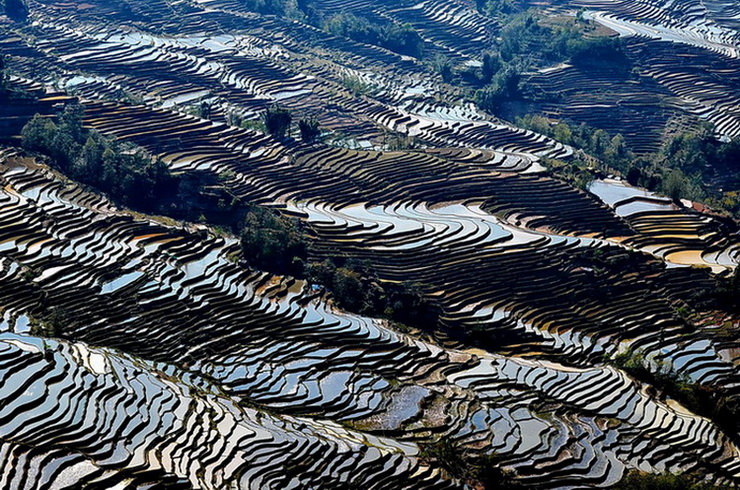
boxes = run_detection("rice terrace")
[0,0,739,488]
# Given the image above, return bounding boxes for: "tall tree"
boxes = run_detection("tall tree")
[263,105,292,139]
[298,117,321,143]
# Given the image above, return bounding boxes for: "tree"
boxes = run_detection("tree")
[431,54,453,82]
[608,133,628,160]
[626,165,642,186]
[58,103,84,142]
[480,52,502,84]
[331,268,364,311]
[49,129,77,169]
[263,105,292,139]
[21,114,57,152]
[553,123,573,144]
[475,66,521,112]
[590,129,610,155]
[663,169,688,202]
[298,117,321,143]
[197,100,213,120]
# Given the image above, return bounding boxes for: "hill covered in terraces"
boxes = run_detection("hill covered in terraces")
[0,0,739,488]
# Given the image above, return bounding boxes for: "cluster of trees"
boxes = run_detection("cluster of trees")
[475,0,516,17]
[419,440,522,489]
[305,258,439,327]
[612,347,739,445]
[497,13,626,69]
[237,214,439,331]
[235,0,425,58]
[324,12,424,59]
[262,104,322,143]
[232,199,438,330]
[237,0,626,106]
[474,66,522,112]
[21,104,179,212]
[29,307,69,339]
[232,0,630,118]
[516,114,631,189]
[627,126,740,214]
[464,12,628,112]
[567,36,627,70]
[608,472,724,490]
[239,205,307,276]
[516,114,740,218]
[517,115,632,166]
[237,0,302,17]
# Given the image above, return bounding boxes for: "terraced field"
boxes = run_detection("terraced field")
[2,0,737,151]
[0,154,739,488]
[0,0,739,488]
[520,0,740,149]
